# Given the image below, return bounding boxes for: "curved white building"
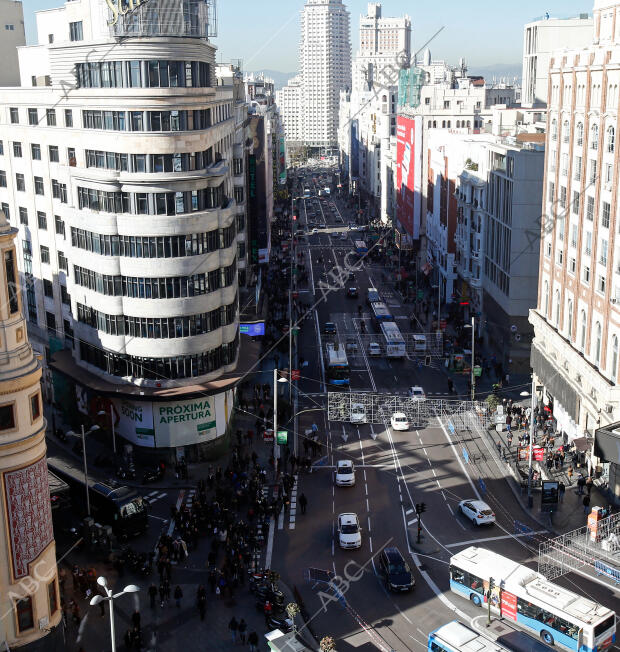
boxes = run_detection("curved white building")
[0,0,245,453]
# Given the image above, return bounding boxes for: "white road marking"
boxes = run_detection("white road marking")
[278,509,284,530]
[369,537,373,553]
[367,516,371,532]
[364,484,368,496]
[447,504,454,515]
[148,514,167,521]
[363,470,367,481]
[406,509,414,515]
[366,498,370,512]
[423,448,428,456]
[445,531,549,548]
[436,480,441,488]
[431,468,437,477]
[407,518,418,526]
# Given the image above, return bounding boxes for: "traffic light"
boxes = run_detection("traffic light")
[424,355,432,367]
[415,502,427,515]
[489,577,495,591]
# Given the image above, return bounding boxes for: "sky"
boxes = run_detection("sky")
[24,0,593,74]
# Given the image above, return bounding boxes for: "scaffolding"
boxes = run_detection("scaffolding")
[327,392,491,429]
[538,512,620,585]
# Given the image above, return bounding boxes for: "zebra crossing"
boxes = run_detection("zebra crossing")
[145,490,168,505]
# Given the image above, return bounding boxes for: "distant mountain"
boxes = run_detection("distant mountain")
[468,63,522,83]
[247,69,297,90]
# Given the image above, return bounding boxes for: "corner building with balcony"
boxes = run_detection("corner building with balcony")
[530,0,620,501]
[0,0,246,457]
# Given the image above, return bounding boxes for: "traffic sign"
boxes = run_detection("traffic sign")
[277,430,288,445]
[291,369,301,380]
[473,365,482,377]
[417,290,424,300]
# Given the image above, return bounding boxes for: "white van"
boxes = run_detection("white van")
[412,334,427,352]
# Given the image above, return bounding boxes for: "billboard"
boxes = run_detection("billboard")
[396,115,421,240]
[112,398,155,448]
[154,396,217,447]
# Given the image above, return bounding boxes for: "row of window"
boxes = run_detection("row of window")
[73,260,237,299]
[76,185,227,216]
[82,108,224,132]
[10,107,63,126]
[85,149,217,173]
[76,298,237,338]
[71,224,236,258]
[76,60,212,90]
[551,119,616,154]
[79,335,239,380]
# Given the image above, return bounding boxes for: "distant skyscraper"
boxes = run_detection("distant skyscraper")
[279,0,351,154]
[0,0,25,86]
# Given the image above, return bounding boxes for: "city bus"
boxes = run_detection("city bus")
[303,187,311,198]
[428,621,554,652]
[354,240,368,258]
[48,458,148,539]
[326,342,350,387]
[370,301,393,328]
[449,547,616,651]
[380,321,406,358]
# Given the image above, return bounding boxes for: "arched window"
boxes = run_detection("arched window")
[580,310,587,352]
[611,335,619,380]
[563,120,570,143]
[543,280,550,317]
[551,119,558,141]
[447,120,451,128]
[567,299,573,338]
[554,290,560,327]
[442,120,446,128]
[428,121,432,129]
[591,123,599,150]
[595,322,602,366]
[607,125,615,153]
[576,122,584,146]
[467,120,471,128]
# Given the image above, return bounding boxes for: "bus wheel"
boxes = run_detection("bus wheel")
[540,630,554,645]
[470,594,482,607]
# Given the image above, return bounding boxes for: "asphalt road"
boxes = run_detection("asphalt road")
[274,175,620,651]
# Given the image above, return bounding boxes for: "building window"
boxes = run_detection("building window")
[0,170,5,187]
[4,249,18,314]
[49,146,59,163]
[9,108,18,124]
[1,203,9,220]
[572,191,580,214]
[562,120,570,143]
[46,109,56,126]
[591,124,599,150]
[28,108,38,125]
[576,122,584,146]
[40,245,50,264]
[55,215,65,237]
[34,176,44,195]
[559,186,566,209]
[602,202,611,228]
[15,596,34,632]
[0,140,3,155]
[583,265,590,284]
[30,392,41,421]
[554,290,560,326]
[567,299,573,338]
[607,126,615,153]
[569,257,576,274]
[60,284,70,305]
[595,322,602,365]
[43,279,53,298]
[69,21,83,41]
[580,310,587,352]
[15,173,25,192]
[65,109,73,127]
[48,579,58,615]
[611,335,618,381]
[0,403,15,430]
[586,196,594,221]
[234,187,244,204]
[31,143,41,160]
[543,280,549,317]
[37,211,47,230]
[551,119,557,141]
[18,207,28,225]
[46,311,56,335]
[590,159,598,184]
[13,142,22,157]
[68,147,76,166]
[598,275,606,294]
[58,251,68,271]
[574,156,582,181]
[600,238,608,265]
[585,231,592,256]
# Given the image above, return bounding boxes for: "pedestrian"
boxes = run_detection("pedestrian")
[174,585,183,608]
[567,466,574,485]
[148,583,157,609]
[558,481,565,502]
[496,441,502,457]
[577,474,586,495]
[229,616,239,644]
[299,493,308,514]
[248,631,259,652]
[238,618,247,644]
[131,609,141,632]
[586,476,594,495]
[583,494,591,513]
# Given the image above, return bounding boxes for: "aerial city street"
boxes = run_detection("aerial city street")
[0,0,618,651]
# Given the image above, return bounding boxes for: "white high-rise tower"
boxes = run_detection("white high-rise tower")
[300,0,351,151]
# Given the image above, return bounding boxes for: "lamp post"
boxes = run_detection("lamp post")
[464,317,476,400]
[98,408,116,455]
[66,424,100,517]
[273,369,287,477]
[89,576,139,652]
[520,380,537,508]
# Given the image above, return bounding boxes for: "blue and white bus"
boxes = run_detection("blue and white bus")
[380,321,406,358]
[354,240,368,257]
[449,547,616,651]
[370,301,392,328]
[326,343,350,387]
[428,621,553,652]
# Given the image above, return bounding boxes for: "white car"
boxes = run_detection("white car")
[335,460,356,487]
[337,513,362,549]
[312,228,318,234]
[458,500,496,526]
[350,403,366,424]
[368,342,381,356]
[390,412,410,431]
[408,386,426,401]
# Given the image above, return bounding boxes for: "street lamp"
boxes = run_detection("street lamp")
[463,317,475,401]
[98,408,117,455]
[273,369,288,477]
[89,576,139,652]
[520,381,537,508]
[66,424,100,517]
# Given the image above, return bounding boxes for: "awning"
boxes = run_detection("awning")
[594,424,620,464]
[572,437,593,453]
[530,345,578,421]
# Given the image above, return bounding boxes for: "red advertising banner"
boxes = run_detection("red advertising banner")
[291,370,301,381]
[263,429,274,442]
[533,447,545,461]
[500,590,518,621]
[396,116,418,238]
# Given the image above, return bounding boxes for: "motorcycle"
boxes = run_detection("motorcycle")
[142,467,164,484]
[266,615,294,633]
[254,585,285,605]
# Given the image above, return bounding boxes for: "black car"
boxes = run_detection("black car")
[323,322,337,335]
[347,287,359,298]
[379,547,414,592]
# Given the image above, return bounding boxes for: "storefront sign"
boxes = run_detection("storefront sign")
[500,590,517,621]
[105,0,152,26]
[240,322,265,336]
[533,446,545,461]
[154,396,217,447]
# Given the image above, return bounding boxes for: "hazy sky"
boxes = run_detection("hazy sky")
[24,0,592,72]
